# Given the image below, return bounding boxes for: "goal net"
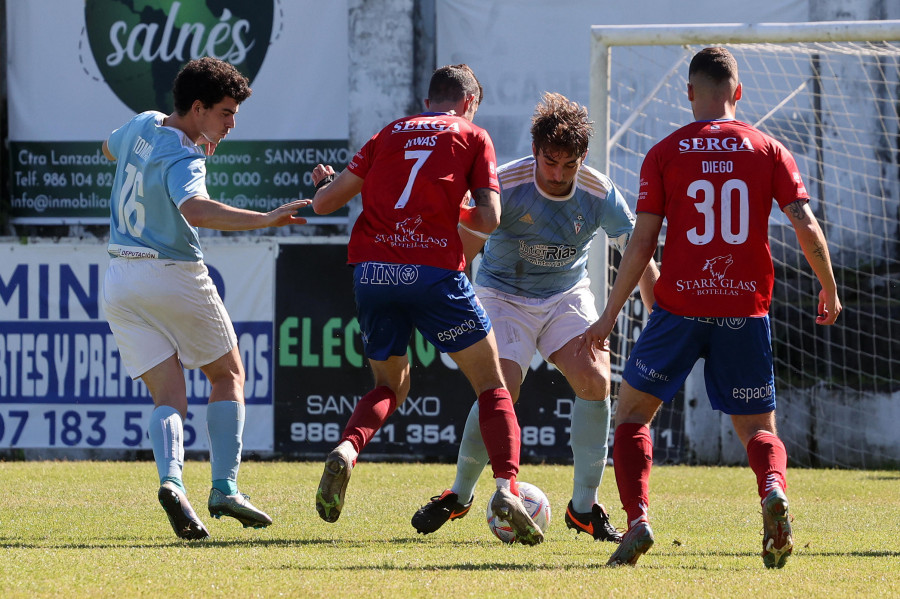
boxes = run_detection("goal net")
[590,21,900,469]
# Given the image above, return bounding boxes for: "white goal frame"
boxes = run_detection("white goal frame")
[587,20,900,469]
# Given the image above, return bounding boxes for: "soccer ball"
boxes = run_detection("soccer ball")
[485,482,551,543]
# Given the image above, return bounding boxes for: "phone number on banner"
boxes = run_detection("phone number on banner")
[0,405,202,449]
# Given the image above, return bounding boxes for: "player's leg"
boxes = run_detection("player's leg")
[412,358,522,534]
[142,355,210,540]
[707,315,791,568]
[606,308,702,566]
[316,354,409,524]
[199,346,273,529]
[450,333,542,545]
[605,382,659,565]
[413,287,538,534]
[549,334,620,542]
[452,358,523,500]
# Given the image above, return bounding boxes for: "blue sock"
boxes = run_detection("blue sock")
[570,396,611,513]
[149,406,185,491]
[207,401,244,495]
[451,401,489,503]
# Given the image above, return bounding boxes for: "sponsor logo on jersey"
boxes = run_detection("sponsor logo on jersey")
[518,213,534,225]
[678,136,755,153]
[674,254,758,297]
[703,254,733,280]
[392,119,461,133]
[373,215,449,249]
[518,240,577,268]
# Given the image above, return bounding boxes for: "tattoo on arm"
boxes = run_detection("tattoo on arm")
[471,188,493,207]
[813,240,827,263]
[786,200,808,221]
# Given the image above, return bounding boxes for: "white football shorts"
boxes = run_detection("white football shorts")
[475,278,599,381]
[102,257,237,379]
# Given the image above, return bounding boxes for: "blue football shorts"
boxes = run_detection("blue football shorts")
[623,306,776,415]
[353,261,492,360]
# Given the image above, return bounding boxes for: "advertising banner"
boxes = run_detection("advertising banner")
[273,243,683,462]
[0,240,278,450]
[7,0,350,224]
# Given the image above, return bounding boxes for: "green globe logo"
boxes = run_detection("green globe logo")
[85,0,274,113]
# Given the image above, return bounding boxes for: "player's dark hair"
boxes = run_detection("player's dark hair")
[428,64,483,105]
[531,92,593,157]
[689,47,739,85]
[172,57,252,115]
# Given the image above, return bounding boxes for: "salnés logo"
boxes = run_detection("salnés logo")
[84,0,275,113]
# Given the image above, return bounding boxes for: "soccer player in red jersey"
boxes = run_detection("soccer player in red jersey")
[308,64,543,545]
[582,47,841,567]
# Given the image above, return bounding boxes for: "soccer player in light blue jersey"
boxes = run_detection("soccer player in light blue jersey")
[412,92,658,541]
[101,57,309,540]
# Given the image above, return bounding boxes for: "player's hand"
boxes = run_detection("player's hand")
[312,164,335,187]
[578,321,612,360]
[267,199,312,227]
[816,287,842,325]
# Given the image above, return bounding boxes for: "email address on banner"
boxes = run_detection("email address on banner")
[12,192,108,212]
[217,194,302,211]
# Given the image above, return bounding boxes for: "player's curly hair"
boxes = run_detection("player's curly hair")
[428,64,483,105]
[172,57,252,115]
[531,92,593,157]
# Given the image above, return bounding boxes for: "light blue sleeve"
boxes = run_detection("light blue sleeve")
[601,184,636,254]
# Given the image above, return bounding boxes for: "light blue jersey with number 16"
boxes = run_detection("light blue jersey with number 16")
[106,111,209,261]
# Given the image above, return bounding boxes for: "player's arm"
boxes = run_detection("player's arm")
[582,212,663,356]
[610,233,659,313]
[637,257,659,313]
[101,139,115,161]
[311,164,363,215]
[460,187,500,237]
[783,199,842,325]
[180,196,311,230]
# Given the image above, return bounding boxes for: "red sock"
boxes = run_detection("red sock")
[478,388,520,491]
[746,431,788,499]
[613,422,653,526]
[341,386,397,454]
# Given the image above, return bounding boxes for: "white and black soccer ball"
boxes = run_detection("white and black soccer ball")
[485,482,551,543]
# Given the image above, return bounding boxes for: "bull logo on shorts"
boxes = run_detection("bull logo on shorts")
[702,254,734,281]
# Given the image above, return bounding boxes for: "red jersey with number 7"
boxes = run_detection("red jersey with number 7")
[638,119,809,317]
[345,111,500,271]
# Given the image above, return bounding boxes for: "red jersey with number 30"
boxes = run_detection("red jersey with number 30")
[638,119,809,317]
[346,112,500,271]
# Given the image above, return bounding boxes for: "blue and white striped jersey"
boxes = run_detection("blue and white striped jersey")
[106,111,209,261]
[475,155,635,298]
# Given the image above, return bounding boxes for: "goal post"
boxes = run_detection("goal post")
[588,20,900,469]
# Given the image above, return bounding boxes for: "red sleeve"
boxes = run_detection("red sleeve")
[637,143,665,215]
[467,128,500,192]
[771,139,809,209]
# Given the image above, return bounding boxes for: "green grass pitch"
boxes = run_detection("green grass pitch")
[1,461,897,597]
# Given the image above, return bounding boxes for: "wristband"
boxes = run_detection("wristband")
[458,222,490,240]
[315,174,335,189]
